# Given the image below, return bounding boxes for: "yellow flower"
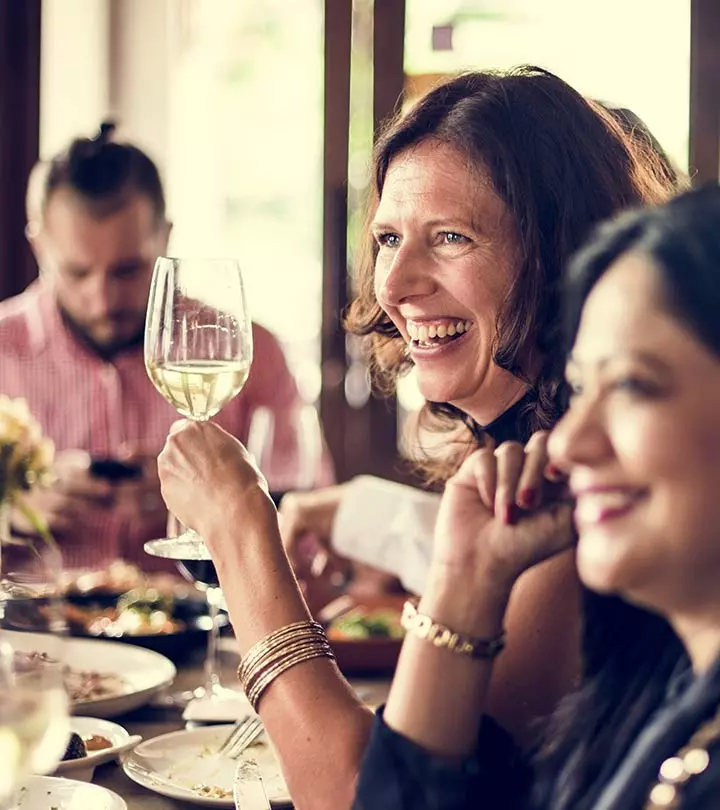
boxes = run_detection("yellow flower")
[0,397,54,503]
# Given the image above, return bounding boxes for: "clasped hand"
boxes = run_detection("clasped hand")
[432,432,575,591]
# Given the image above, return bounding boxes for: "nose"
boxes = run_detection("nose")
[548,394,613,475]
[374,242,438,310]
[86,272,121,318]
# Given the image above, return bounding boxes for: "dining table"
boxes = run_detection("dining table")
[92,636,392,809]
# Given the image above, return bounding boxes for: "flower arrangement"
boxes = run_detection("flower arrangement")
[0,396,55,542]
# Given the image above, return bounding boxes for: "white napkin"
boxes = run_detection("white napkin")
[182,687,254,723]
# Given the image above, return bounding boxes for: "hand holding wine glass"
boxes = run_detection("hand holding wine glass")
[144,257,253,561]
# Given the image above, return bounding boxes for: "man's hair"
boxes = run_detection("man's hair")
[27,121,165,228]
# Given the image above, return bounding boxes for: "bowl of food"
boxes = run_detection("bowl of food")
[55,717,142,782]
[323,594,406,675]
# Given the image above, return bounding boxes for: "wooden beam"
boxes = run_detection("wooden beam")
[0,0,41,301]
[373,0,406,133]
[690,0,720,183]
[320,0,353,477]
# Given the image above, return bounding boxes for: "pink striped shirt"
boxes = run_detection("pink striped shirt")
[0,281,332,571]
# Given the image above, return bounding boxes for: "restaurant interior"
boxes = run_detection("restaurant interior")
[1,1,720,808]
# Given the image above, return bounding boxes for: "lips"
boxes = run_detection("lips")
[573,488,647,525]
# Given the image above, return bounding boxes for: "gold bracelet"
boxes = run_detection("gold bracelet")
[246,645,335,711]
[242,635,329,697]
[239,628,325,688]
[401,600,506,660]
[237,620,324,686]
[237,620,335,711]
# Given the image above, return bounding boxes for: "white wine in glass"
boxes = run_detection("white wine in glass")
[144,257,253,560]
[0,538,70,807]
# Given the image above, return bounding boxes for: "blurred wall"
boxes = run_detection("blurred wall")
[108,0,170,176]
[40,0,110,157]
[40,0,169,175]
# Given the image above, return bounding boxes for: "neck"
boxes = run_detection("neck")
[459,377,530,427]
[670,610,720,674]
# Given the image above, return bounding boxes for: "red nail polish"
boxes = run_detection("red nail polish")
[520,488,537,509]
[503,504,516,525]
[546,464,565,481]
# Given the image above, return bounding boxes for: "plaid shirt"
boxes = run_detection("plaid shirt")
[0,281,330,570]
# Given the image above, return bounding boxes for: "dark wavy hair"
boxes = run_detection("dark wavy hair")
[532,186,720,809]
[27,121,165,228]
[345,66,681,479]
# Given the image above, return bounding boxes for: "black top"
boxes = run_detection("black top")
[481,393,536,445]
[353,655,720,810]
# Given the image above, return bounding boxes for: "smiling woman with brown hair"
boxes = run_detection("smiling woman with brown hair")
[155,67,679,810]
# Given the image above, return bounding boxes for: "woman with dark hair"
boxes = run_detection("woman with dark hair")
[157,67,677,810]
[354,184,720,809]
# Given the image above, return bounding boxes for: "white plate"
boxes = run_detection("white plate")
[6,631,176,718]
[54,717,142,781]
[16,775,127,810]
[123,724,291,807]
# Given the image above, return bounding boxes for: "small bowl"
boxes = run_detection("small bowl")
[54,717,142,782]
[324,593,406,675]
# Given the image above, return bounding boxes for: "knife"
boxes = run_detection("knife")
[233,757,272,809]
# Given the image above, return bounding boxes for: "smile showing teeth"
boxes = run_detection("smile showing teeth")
[406,319,472,345]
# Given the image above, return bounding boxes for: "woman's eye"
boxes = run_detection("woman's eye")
[375,232,400,248]
[614,377,659,397]
[440,231,468,245]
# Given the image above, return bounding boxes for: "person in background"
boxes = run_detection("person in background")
[356,184,720,810]
[156,67,678,810]
[0,123,332,571]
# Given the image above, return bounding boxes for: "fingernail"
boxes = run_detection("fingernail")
[503,504,516,525]
[519,488,537,509]
[546,464,565,481]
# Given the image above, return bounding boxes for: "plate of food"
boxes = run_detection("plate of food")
[55,717,142,781]
[123,724,291,807]
[322,594,406,674]
[15,775,127,810]
[5,561,225,664]
[6,631,176,718]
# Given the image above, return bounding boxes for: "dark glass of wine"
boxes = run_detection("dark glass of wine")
[176,559,219,590]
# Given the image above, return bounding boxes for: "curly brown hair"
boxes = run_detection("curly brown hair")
[345,66,682,481]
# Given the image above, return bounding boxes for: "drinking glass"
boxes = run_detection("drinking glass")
[169,405,325,706]
[0,535,70,807]
[143,257,253,561]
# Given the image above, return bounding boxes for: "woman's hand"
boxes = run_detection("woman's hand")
[432,432,575,592]
[158,419,276,545]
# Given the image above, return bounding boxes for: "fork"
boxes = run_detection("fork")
[217,715,265,759]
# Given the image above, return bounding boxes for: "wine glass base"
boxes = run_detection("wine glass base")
[144,533,212,561]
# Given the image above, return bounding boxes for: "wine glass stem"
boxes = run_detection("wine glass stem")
[202,588,221,694]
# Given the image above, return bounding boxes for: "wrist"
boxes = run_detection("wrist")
[421,562,515,638]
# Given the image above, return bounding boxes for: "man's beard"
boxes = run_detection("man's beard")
[58,306,145,360]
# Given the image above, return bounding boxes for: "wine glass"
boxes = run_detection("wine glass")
[246,404,325,502]
[143,257,253,561]
[0,535,70,807]
[172,404,326,708]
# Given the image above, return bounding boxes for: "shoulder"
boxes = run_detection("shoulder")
[251,322,285,354]
[0,287,41,353]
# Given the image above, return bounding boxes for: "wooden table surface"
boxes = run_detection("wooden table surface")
[91,638,390,809]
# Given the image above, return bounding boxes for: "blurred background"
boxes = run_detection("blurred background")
[1,0,717,483]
